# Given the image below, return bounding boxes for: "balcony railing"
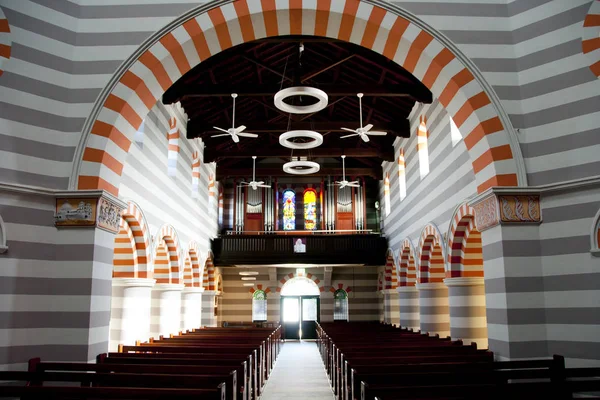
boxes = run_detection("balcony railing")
[212,230,387,266]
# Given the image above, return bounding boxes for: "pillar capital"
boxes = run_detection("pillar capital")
[443,277,485,287]
[112,278,156,288]
[469,189,541,232]
[153,283,185,292]
[54,189,127,234]
[183,286,205,294]
[415,282,447,291]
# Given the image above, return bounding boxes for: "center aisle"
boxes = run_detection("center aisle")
[260,341,335,400]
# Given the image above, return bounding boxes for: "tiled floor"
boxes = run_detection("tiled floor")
[259,341,335,400]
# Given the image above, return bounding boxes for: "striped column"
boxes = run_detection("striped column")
[444,277,488,349]
[320,292,334,322]
[150,283,184,339]
[381,289,400,326]
[416,283,450,337]
[201,290,219,327]
[109,278,155,350]
[181,287,204,332]
[267,292,281,323]
[397,286,420,331]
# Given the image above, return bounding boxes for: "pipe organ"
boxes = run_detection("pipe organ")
[229,177,367,232]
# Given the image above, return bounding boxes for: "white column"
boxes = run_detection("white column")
[151,283,185,338]
[181,287,204,332]
[397,286,419,331]
[201,290,219,327]
[381,289,400,326]
[109,278,156,350]
[444,277,488,349]
[416,282,450,337]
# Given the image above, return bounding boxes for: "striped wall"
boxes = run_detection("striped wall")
[0,189,116,370]
[483,183,600,366]
[220,267,379,323]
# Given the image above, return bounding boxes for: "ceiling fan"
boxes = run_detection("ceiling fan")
[211,93,258,143]
[238,156,271,190]
[330,155,360,189]
[340,93,387,142]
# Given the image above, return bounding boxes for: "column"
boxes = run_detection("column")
[181,287,204,332]
[397,286,419,331]
[201,290,219,327]
[444,277,488,349]
[268,291,281,323]
[151,283,184,338]
[110,278,155,350]
[471,191,543,360]
[416,282,450,337]
[381,289,400,326]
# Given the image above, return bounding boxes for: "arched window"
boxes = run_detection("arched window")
[282,189,296,231]
[304,189,317,230]
[384,172,391,216]
[333,289,349,321]
[398,149,406,201]
[252,289,267,321]
[418,115,430,179]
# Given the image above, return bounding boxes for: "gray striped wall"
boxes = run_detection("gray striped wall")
[0,189,115,370]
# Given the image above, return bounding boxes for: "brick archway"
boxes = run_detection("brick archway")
[399,238,417,287]
[73,0,524,196]
[277,271,325,293]
[417,223,445,284]
[153,224,181,284]
[446,202,484,278]
[384,248,398,289]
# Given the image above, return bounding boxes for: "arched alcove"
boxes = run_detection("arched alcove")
[280,277,321,296]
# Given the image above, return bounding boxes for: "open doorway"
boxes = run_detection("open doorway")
[280,277,321,340]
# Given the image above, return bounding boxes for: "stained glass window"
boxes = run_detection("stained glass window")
[283,190,296,230]
[333,289,349,321]
[252,290,267,321]
[304,189,317,230]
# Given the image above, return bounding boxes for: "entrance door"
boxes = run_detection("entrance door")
[281,296,320,340]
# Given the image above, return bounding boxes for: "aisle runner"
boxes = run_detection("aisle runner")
[260,341,335,400]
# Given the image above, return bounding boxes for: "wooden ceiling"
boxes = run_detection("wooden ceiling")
[162,36,432,179]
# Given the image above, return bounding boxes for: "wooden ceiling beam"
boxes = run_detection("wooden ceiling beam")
[216,166,383,180]
[163,84,432,104]
[204,146,395,163]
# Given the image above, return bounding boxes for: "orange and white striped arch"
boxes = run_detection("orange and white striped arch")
[113,201,152,278]
[329,283,352,294]
[75,0,522,196]
[447,202,484,278]
[582,0,600,78]
[0,8,10,77]
[249,283,272,295]
[277,271,325,293]
[153,224,181,284]
[187,241,202,288]
[384,249,398,290]
[167,117,180,176]
[418,223,446,284]
[399,238,417,287]
[202,251,216,290]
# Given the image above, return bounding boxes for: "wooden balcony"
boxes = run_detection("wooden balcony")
[211,230,388,266]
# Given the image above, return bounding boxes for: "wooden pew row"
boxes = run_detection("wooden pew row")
[0,371,226,400]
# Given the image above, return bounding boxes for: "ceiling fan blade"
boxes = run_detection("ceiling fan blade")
[234,125,246,133]
[239,181,250,185]
[237,132,258,138]
[255,181,264,185]
[347,183,361,187]
[360,134,370,143]
[257,184,271,188]
[363,124,373,132]
[213,126,230,134]
[340,134,359,139]
[367,131,387,136]
[348,180,360,185]
[328,182,340,186]
[231,134,240,143]
[341,127,357,133]
[211,133,230,138]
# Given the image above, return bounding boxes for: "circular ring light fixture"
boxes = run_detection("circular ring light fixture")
[279,130,323,149]
[274,86,328,114]
[283,160,320,175]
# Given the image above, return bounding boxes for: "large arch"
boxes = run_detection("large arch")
[384,248,398,289]
[72,0,525,196]
[153,224,181,284]
[417,223,446,284]
[202,251,216,290]
[187,241,202,287]
[120,201,152,278]
[446,202,484,278]
[277,271,325,293]
[398,238,417,287]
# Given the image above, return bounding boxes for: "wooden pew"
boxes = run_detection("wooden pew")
[0,385,225,399]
